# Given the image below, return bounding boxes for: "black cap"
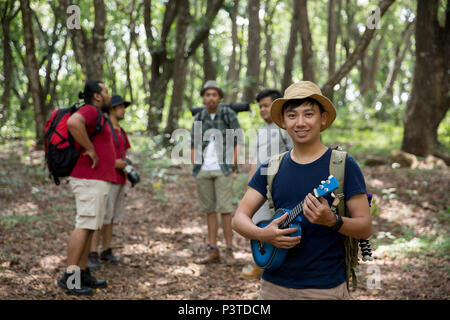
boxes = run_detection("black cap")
[111,94,130,108]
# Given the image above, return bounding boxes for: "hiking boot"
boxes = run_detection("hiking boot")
[194,245,220,264]
[87,252,101,270]
[81,267,107,289]
[57,272,93,296]
[223,247,234,266]
[100,248,122,264]
[240,265,263,280]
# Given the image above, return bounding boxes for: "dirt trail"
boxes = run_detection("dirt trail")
[0,142,448,299]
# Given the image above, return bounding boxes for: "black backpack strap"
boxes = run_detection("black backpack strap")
[69,106,106,150]
[198,108,206,122]
[221,105,231,127]
[90,106,106,140]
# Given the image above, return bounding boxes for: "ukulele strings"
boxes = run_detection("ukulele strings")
[279,201,304,229]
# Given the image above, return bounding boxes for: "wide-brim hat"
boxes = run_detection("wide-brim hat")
[111,94,131,108]
[271,81,336,132]
[200,80,224,98]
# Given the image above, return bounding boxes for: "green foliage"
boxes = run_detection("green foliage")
[376,234,450,260]
[2,0,447,163]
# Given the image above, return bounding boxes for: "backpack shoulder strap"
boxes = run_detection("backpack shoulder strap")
[198,108,205,122]
[330,147,360,290]
[220,105,231,127]
[266,151,289,215]
[329,148,347,217]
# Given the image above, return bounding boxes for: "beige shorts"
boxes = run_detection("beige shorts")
[103,184,126,225]
[195,170,233,214]
[258,279,351,300]
[69,178,111,230]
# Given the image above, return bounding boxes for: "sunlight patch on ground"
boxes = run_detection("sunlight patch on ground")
[180,225,204,235]
[38,254,64,271]
[2,201,39,216]
[376,235,448,259]
[154,226,175,234]
[122,243,152,255]
[170,264,202,277]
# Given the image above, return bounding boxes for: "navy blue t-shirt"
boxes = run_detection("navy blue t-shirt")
[248,148,366,289]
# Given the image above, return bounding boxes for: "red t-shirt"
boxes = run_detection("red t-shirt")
[112,128,131,185]
[70,105,116,183]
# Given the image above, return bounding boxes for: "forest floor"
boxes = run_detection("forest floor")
[0,140,449,300]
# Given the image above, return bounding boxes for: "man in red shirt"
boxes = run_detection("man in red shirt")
[88,95,131,269]
[57,80,115,296]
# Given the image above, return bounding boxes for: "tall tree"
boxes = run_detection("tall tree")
[282,0,300,91]
[243,0,261,102]
[372,19,415,108]
[203,0,218,82]
[163,0,225,139]
[164,0,191,139]
[321,0,395,99]
[298,0,316,82]
[203,38,217,82]
[402,0,449,158]
[144,0,178,135]
[60,0,106,80]
[0,1,19,124]
[327,0,339,100]
[144,0,224,135]
[225,0,239,101]
[261,0,275,88]
[360,34,383,95]
[19,0,46,146]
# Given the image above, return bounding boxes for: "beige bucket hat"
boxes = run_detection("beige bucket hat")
[271,81,336,131]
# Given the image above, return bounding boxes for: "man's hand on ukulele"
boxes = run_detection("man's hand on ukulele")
[261,212,301,249]
[303,193,335,227]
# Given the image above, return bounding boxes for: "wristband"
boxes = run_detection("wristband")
[331,213,343,231]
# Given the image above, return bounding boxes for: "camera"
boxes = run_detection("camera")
[123,158,140,187]
[190,102,250,116]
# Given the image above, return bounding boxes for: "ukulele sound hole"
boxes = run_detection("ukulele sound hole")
[258,241,266,255]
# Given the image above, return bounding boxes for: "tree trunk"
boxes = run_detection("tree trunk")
[243,0,261,103]
[203,38,217,82]
[144,0,178,134]
[20,0,46,147]
[282,0,300,91]
[225,0,239,101]
[298,0,316,82]
[372,20,415,107]
[163,0,191,140]
[327,0,338,76]
[321,0,395,99]
[145,0,223,134]
[360,34,383,95]
[60,0,106,80]
[401,0,450,157]
[261,0,274,88]
[0,2,19,125]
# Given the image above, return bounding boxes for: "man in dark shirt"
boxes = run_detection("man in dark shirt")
[232,81,372,299]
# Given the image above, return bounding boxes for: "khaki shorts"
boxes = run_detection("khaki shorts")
[195,170,233,214]
[258,279,351,300]
[103,184,126,225]
[69,178,111,230]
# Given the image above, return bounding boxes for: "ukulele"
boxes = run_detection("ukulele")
[251,176,339,271]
